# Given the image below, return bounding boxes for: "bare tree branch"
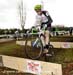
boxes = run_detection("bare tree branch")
[18,0,26,30]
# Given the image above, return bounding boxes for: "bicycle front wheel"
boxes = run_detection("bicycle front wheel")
[25,35,43,60]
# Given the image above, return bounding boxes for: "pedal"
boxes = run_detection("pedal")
[46,53,52,57]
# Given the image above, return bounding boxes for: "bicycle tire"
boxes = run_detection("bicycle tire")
[25,35,43,60]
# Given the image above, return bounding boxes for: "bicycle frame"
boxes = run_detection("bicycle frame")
[26,25,44,47]
[26,25,51,47]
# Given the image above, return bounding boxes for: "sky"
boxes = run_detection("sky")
[0,0,73,29]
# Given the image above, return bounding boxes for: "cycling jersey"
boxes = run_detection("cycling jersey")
[35,11,53,30]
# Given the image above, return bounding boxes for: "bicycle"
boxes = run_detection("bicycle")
[25,25,54,60]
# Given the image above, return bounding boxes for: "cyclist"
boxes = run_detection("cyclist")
[34,4,53,54]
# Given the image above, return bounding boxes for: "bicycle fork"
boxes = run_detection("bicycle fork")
[32,38,39,47]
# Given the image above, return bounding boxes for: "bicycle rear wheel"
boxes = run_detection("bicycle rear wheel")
[25,35,43,60]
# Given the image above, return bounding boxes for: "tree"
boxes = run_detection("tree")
[18,0,26,32]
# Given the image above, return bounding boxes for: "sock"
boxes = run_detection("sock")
[45,44,49,49]
[44,46,46,49]
[44,45,48,49]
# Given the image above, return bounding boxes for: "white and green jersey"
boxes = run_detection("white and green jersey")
[35,11,49,26]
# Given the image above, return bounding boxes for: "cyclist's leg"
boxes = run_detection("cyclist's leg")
[45,26,54,56]
[40,30,49,53]
[43,26,51,54]
[40,25,50,53]
[45,30,50,45]
[41,30,49,54]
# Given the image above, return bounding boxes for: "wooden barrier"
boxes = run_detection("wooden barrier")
[0,55,62,75]
[16,41,73,48]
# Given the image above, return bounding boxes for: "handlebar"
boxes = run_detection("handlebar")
[26,25,41,35]
[27,25,41,32]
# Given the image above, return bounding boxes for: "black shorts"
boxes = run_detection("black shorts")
[41,24,51,31]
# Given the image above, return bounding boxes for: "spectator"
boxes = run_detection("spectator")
[69,27,73,36]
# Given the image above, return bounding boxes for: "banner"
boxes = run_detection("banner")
[61,42,70,48]
[26,60,41,75]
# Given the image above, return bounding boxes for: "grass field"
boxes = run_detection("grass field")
[0,36,73,75]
